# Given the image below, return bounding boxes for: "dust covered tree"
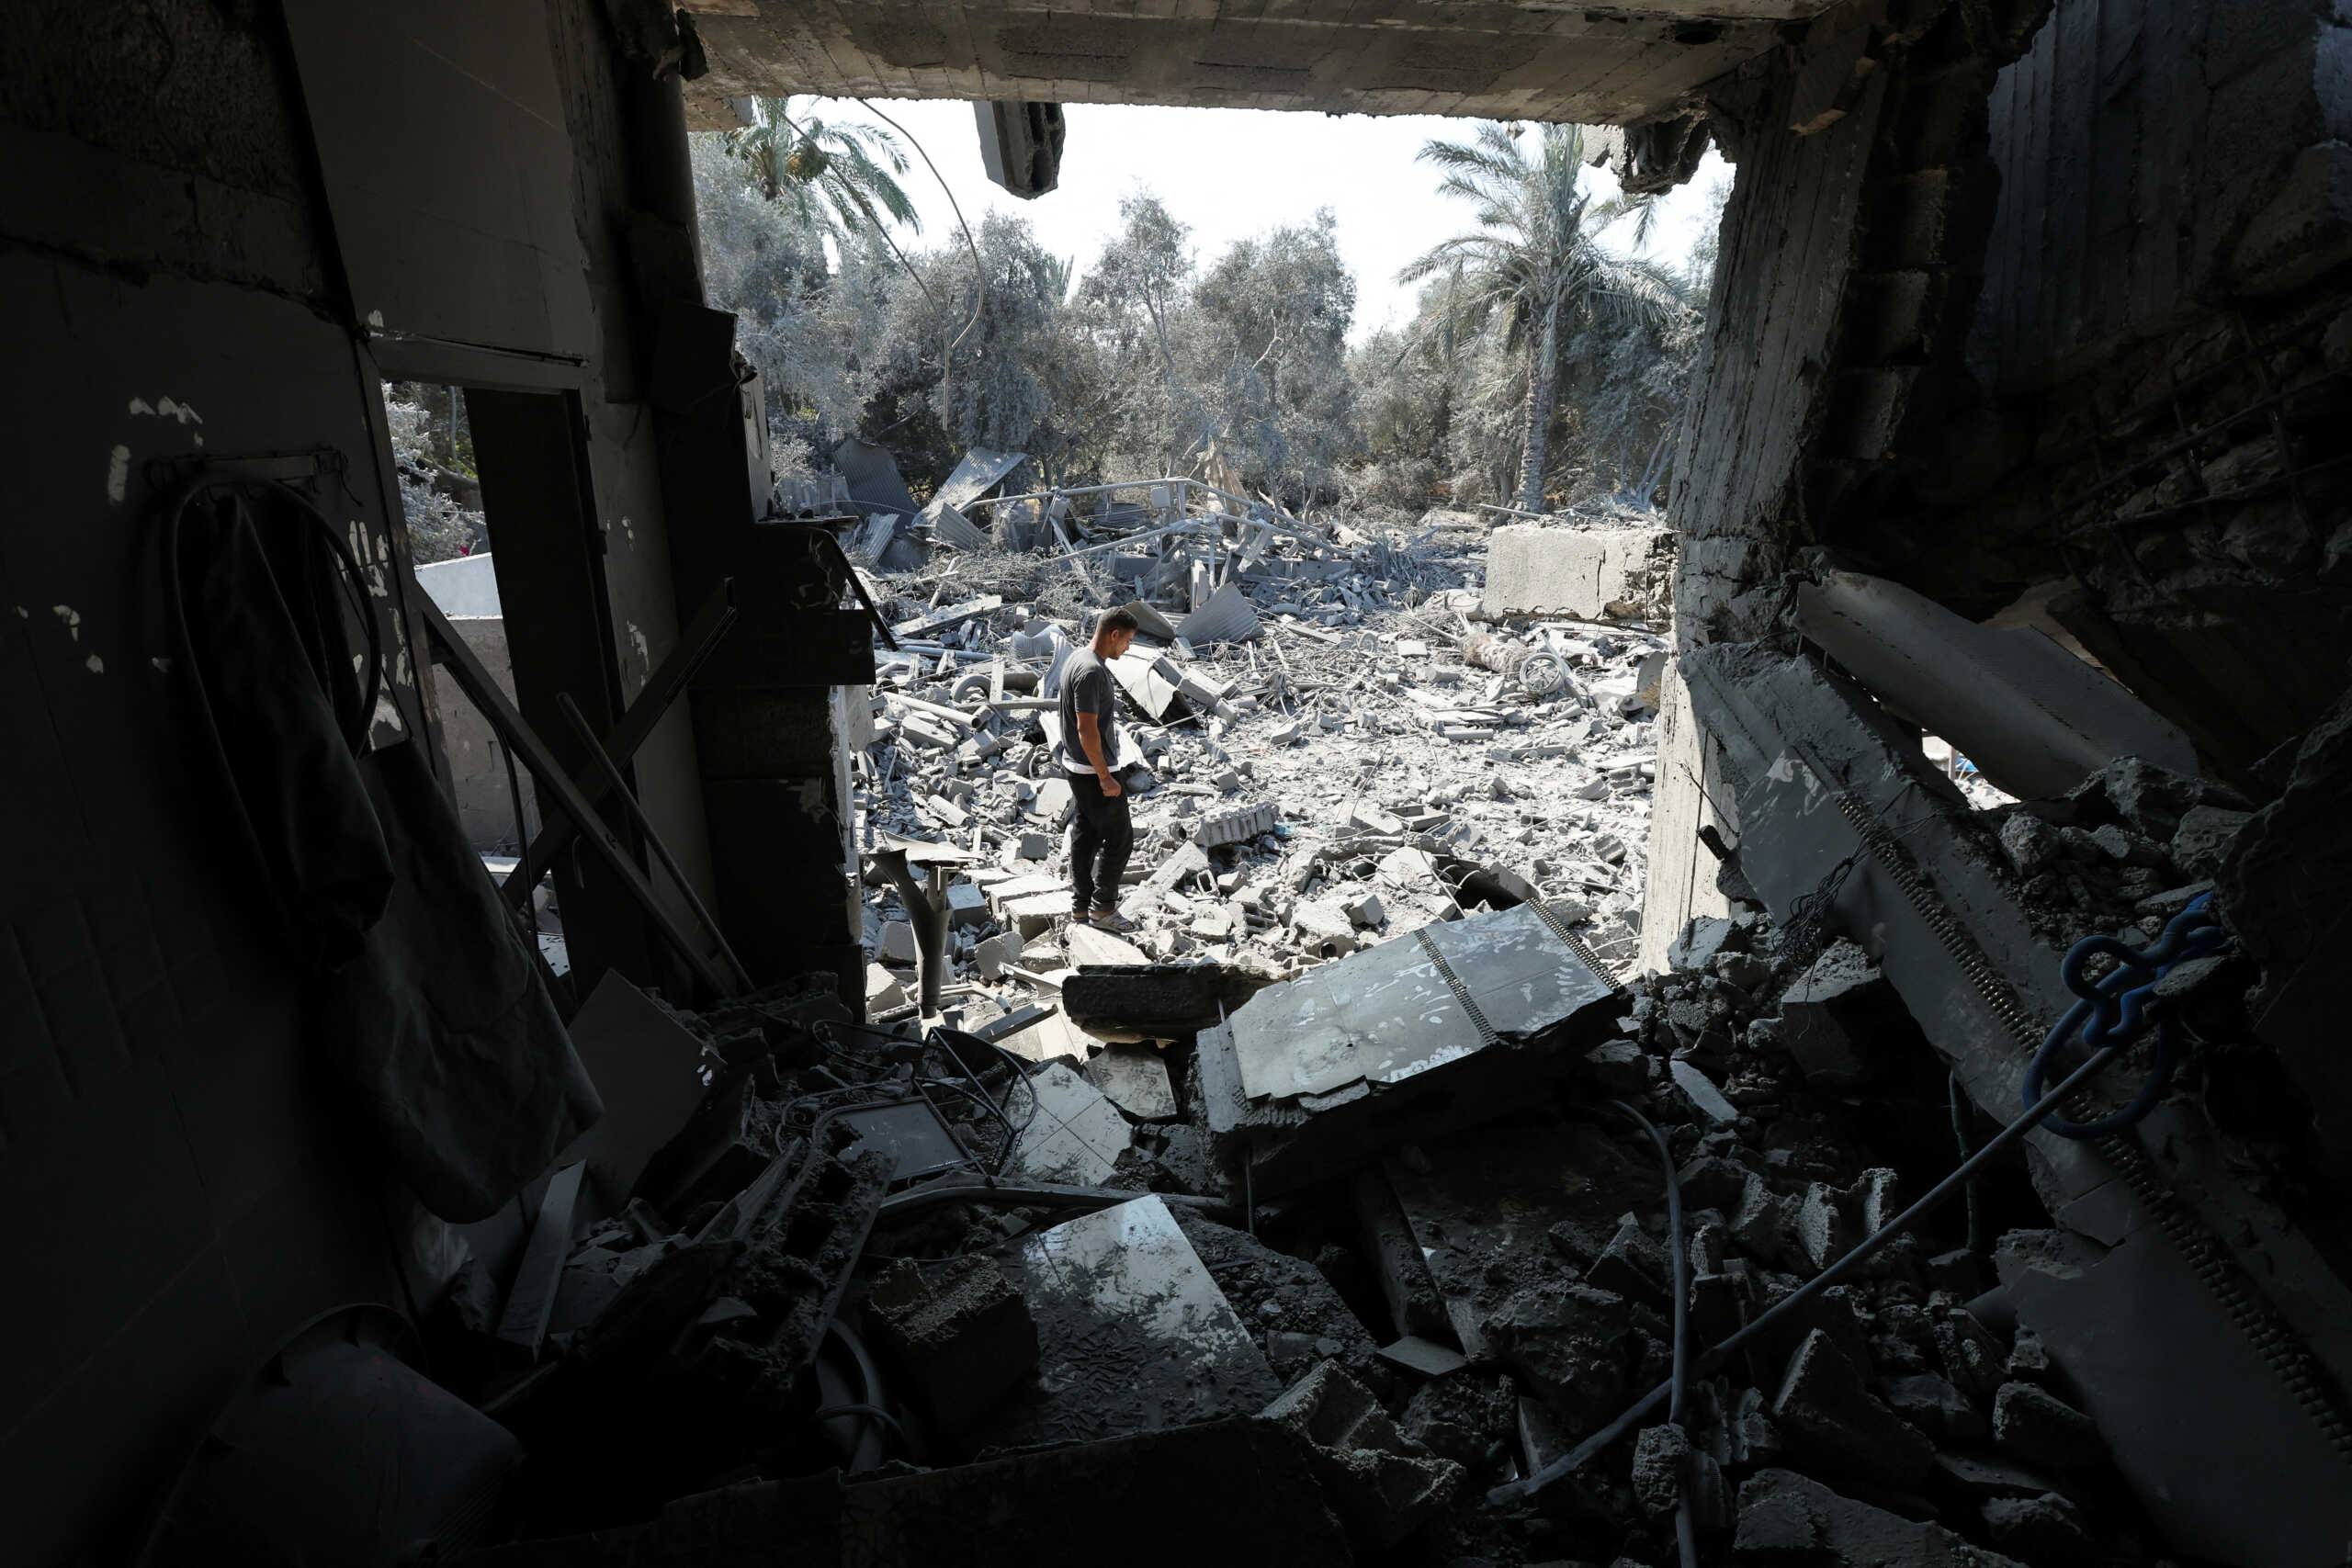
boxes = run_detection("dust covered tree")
[1400,122,1687,513]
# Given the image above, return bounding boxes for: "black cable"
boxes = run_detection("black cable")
[159,475,388,931]
[811,1402,907,1451]
[1615,1101,1697,1568]
[1950,1069,1984,1258]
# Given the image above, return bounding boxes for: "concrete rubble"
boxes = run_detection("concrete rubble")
[307,493,2334,1568]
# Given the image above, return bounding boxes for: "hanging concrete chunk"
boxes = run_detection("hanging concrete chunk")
[1793,568,2196,799]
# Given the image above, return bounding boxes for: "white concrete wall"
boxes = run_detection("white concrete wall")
[1637,656,1734,974]
[1481,525,1674,620]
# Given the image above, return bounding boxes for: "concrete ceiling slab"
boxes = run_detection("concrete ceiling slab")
[680,0,1823,128]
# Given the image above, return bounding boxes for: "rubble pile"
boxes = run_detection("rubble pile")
[851,494,1672,1019]
[248,468,2312,1566]
[419,865,2228,1566]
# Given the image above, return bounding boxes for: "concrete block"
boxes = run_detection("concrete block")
[865,1255,1038,1432]
[944,881,989,929]
[1016,830,1054,861]
[865,963,907,1014]
[1006,889,1075,938]
[1772,1328,1936,1489]
[1260,1359,1464,1549]
[1669,1058,1739,1124]
[1992,1382,2102,1472]
[1344,892,1385,928]
[881,920,918,963]
[1195,800,1276,848]
[1293,900,1359,953]
[990,1196,1279,1449]
[1481,524,1672,619]
[1733,1469,2027,1566]
[1087,1043,1178,1120]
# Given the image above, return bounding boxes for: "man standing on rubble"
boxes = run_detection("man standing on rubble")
[1057,607,1139,931]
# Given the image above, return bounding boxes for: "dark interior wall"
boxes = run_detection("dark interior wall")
[0,4,748,1561]
[1972,0,2352,387]
[0,9,407,1561]
[1669,0,2047,649]
[1872,0,2352,785]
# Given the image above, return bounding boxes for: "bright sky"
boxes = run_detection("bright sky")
[800,98,1731,344]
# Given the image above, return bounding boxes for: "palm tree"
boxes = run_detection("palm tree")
[728,96,922,248]
[1400,122,1685,514]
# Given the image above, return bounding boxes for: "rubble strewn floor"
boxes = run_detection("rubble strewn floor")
[424,883,2226,1567]
[313,513,2330,1566]
[854,508,1670,1012]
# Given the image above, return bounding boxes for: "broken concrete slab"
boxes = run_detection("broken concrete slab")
[1059,961,1276,1043]
[1227,901,1621,1192]
[1771,1327,1937,1490]
[1261,1360,1464,1548]
[1377,1337,1469,1378]
[1087,1043,1178,1121]
[1481,524,1673,621]
[1065,922,1149,967]
[983,1195,1281,1450]
[1006,1061,1133,1184]
[1793,568,2197,800]
[993,1003,1093,1065]
[1233,900,1615,1103]
[1732,1468,2027,1565]
[1175,581,1261,644]
[1996,1225,2352,1567]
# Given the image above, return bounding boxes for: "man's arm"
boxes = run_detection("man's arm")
[1075,712,1122,795]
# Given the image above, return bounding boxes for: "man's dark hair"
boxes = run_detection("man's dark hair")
[1097,607,1140,637]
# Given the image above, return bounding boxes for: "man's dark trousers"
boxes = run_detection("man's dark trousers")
[1069,772,1134,915]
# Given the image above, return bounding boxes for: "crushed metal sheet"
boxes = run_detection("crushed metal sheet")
[1230,900,1616,1102]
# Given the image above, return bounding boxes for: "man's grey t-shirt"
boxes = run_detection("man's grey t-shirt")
[1056,648,1119,775]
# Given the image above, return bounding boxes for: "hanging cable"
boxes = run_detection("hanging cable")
[1614,1100,1697,1568]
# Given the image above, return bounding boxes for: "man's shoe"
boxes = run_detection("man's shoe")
[1087,908,1138,932]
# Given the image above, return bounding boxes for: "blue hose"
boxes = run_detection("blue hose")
[2021,893,2226,1138]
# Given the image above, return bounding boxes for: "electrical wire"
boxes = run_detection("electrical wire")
[1614,1100,1697,1568]
[159,474,387,943]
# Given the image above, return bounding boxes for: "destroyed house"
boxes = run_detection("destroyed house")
[4,0,2348,1564]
